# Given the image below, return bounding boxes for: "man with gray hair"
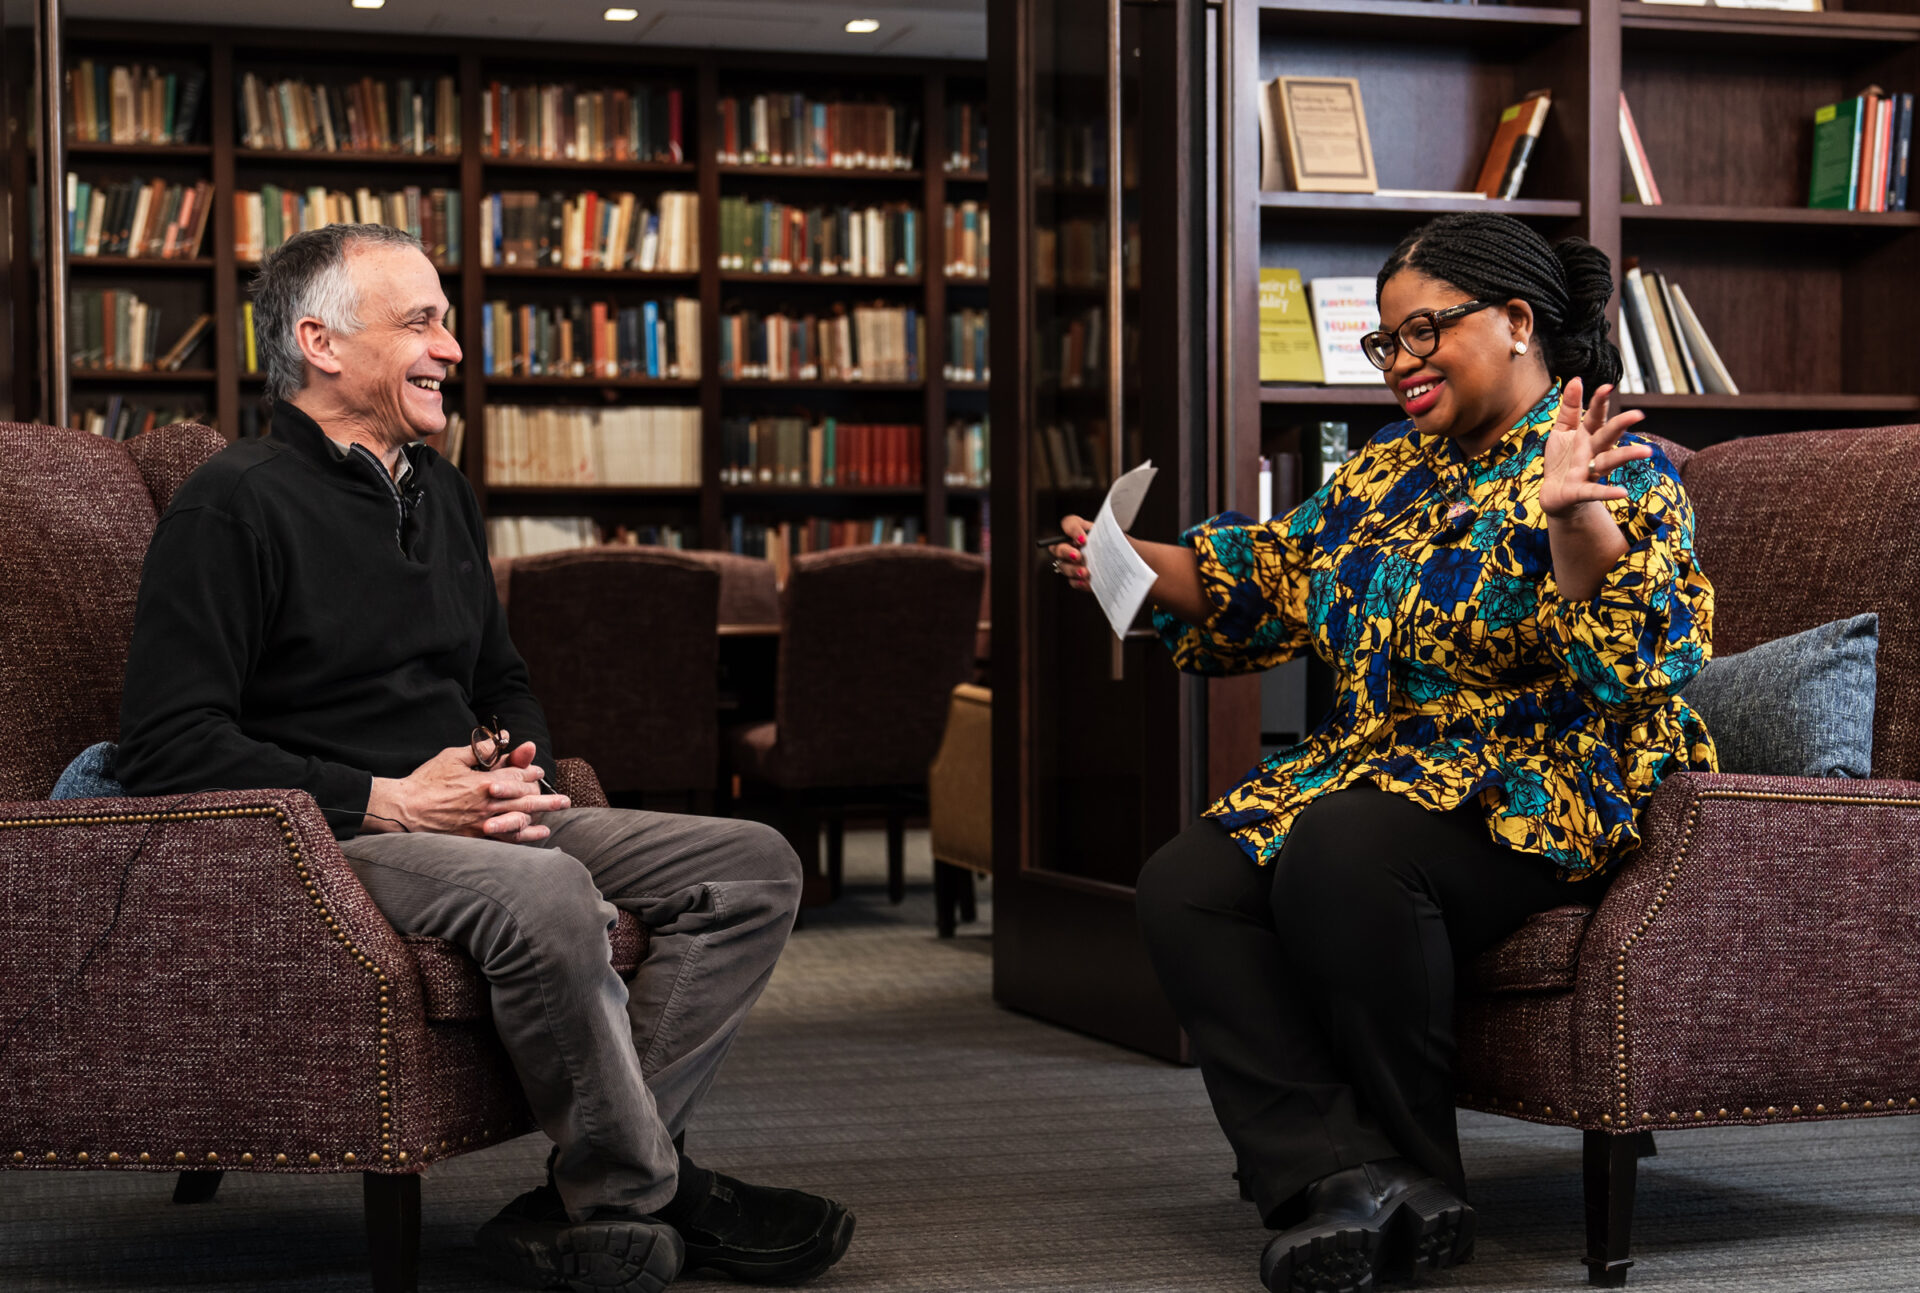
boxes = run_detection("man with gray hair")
[115,224,854,1293]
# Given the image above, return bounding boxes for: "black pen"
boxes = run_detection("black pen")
[1033,533,1080,550]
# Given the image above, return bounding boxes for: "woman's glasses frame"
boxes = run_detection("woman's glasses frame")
[1360,299,1498,371]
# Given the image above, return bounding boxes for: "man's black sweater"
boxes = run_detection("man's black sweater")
[116,400,553,837]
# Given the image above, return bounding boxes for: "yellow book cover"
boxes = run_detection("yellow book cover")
[243,301,258,373]
[1259,268,1324,383]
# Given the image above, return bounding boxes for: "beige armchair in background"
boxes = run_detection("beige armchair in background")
[928,683,991,938]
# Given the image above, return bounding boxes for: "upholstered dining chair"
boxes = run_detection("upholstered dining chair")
[507,547,724,810]
[0,421,646,1293]
[1453,426,1920,1285]
[728,546,988,906]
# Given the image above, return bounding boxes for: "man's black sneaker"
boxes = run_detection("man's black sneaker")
[669,1170,855,1285]
[477,1184,685,1293]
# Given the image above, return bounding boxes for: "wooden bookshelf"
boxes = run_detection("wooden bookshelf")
[1233,0,1920,470]
[4,21,991,555]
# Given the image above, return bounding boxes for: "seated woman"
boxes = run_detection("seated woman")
[1047,212,1715,1293]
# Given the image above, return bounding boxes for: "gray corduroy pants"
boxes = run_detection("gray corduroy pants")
[340,808,803,1220]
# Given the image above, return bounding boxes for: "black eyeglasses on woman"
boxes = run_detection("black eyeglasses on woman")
[1360,299,1498,371]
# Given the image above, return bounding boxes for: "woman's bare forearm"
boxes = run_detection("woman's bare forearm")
[1131,536,1209,623]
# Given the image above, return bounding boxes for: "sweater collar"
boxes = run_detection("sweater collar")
[270,399,424,484]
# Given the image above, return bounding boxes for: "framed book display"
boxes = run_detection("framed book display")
[1272,76,1377,194]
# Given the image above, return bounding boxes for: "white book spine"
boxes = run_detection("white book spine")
[1623,269,1675,394]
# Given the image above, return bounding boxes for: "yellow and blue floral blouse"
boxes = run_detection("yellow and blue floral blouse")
[1153,384,1716,879]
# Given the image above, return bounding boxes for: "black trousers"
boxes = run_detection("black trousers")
[1135,785,1606,1225]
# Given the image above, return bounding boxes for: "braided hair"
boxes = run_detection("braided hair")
[1376,212,1621,390]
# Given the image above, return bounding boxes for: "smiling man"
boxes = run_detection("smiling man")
[114,225,854,1293]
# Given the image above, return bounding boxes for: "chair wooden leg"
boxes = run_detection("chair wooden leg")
[1582,1130,1640,1287]
[934,861,959,938]
[885,809,906,904]
[1635,1130,1656,1157]
[826,815,845,899]
[957,867,977,923]
[364,1172,421,1293]
[172,1170,223,1204]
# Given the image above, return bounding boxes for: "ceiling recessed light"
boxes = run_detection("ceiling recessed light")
[845,18,880,33]
[605,6,639,19]
[351,0,385,9]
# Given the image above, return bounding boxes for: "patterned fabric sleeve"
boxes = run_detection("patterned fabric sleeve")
[1152,507,1314,676]
[1537,451,1714,722]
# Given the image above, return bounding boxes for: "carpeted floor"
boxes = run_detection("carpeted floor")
[3,829,1916,1291]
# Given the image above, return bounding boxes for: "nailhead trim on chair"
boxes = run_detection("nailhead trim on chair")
[1,805,389,1169]
[1609,788,1920,1131]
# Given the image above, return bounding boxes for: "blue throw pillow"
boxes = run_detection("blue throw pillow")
[50,741,127,800]
[1683,614,1878,778]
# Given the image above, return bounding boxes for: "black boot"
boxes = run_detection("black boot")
[1259,1159,1473,1293]
[661,1159,855,1286]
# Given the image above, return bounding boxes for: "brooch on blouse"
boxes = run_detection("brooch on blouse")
[1445,501,1474,525]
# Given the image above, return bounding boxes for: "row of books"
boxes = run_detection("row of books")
[70,399,201,442]
[65,62,206,146]
[1810,89,1914,212]
[483,405,703,487]
[717,198,921,277]
[720,418,924,487]
[944,416,989,488]
[1035,219,1141,290]
[234,186,460,267]
[430,412,467,470]
[237,302,455,375]
[730,517,933,582]
[1615,264,1738,397]
[481,82,685,164]
[485,516,690,559]
[70,290,213,372]
[947,309,988,385]
[716,304,925,383]
[480,298,702,380]
[1034,121,1137,190]
[237,73,460,156]
[943,201,989,278]
[714,95,918,171]
[945,103,988,174]
[480,190,699,272]
[1257,271,1379,385]
[1031,419,1114,492]
[65,176,213,260]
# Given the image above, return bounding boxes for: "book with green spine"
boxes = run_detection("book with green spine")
[1810,96,1864,209]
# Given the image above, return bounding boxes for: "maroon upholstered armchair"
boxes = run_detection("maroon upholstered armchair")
[729,546,988,904]
[0,422,645,1292]
[1454,426,1920,1284]
[507,547,723,808]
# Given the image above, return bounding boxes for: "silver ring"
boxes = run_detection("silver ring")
[1051,560,1062,574]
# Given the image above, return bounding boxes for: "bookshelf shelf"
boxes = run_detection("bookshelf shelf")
[72,368,218,383]
[718,271,924,287]
[1622,205,1920,231]
[239,371,465,385]
[1260,385,1395,406]
[723,485,927,496]
[945,170,989,182]
[70,256,216,271]
[717,164,923,182]
[946,274,990,285]
[234,148,461,167]
[63,141,213,158]
[484,485,703,497]
[481,266,699,282]
[480,157,697,175]
[722,380,925,392]
[1618,392,1920,414]
[482,376,699,389]
[1621,3,1920,52]
[1257,0,1582,45]
[1260,192,1582,220]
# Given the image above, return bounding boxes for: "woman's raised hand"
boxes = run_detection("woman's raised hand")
[1539,377,1652,520]
[1047,515,1092,592]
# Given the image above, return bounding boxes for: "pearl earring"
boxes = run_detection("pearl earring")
[1513,341,1529,355]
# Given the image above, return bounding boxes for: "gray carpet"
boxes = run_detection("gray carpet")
[3,829,1916,1291]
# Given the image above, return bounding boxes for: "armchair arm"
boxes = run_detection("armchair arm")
[0,789,426,1171]
[551,757,608,808]
[1571,771,1920,1129]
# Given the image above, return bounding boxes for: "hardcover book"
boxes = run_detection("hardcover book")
[1258,268,1324,383]
[1272,77,1377,194]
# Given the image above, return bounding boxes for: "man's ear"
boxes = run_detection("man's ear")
[295,316,344,378]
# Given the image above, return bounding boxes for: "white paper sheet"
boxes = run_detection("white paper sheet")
[1083,460,1159,640]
